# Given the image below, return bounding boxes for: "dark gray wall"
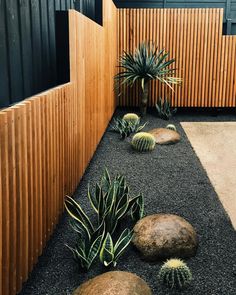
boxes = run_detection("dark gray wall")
[0,0,75,108]
[0,0,102,108]
[74,0,103,24]
[114,0,236,35]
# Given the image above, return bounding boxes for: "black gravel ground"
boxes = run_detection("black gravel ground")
[19,108,236,295]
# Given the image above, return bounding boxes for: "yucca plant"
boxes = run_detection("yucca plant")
[100,229,133,267]
[155,97,177,120]
[111,117,147,139]
[115,42,182,116]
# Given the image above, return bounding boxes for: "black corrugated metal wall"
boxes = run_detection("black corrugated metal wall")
[74,0,102,24]
[114,0,236,34]
[0,0,75,108]
[0,0,102,108]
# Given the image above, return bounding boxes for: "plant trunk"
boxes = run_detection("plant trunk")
[140,82,149,117]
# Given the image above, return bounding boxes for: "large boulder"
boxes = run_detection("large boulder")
[132,214,198,261]
[148,128,180,145]
[73,271,152,295]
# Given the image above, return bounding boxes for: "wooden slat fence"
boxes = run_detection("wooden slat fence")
[2,4,236,295]
[0,0,117,294]
[118,8,236,107]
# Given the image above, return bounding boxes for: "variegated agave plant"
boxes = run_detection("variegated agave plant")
[111,117,147,139]
[65,168,144,270]
[155,97,177,120]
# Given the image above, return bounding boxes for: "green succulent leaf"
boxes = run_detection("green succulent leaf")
[92,220,106,240]
[100,233,114,266]
[114,228,133,261]
[116,193,129,220]
[101,168,111,192]
[69,219,85,235]
[87,235,103,268]
[105,181,118,211]
[98,187,106,224]
[87,184,99,213]
[65,196,94,233]
[115,42,182,99]
[127,194,143,212]
[104,199,118,234]
[131,194,144,221]
[155,97,177,120]
[65,244,88,265]
[65,199,92,241]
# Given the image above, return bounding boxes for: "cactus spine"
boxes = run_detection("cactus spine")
[166,124,177,131]
[131,132,156,152]
[123,113,140,125]
[158,259,192,289]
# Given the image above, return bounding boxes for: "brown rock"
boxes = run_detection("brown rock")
[148,128,180,145]
[132,214,198,261]
[73,271,152,295]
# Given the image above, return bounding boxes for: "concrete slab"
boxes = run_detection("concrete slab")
[181,122,236,229]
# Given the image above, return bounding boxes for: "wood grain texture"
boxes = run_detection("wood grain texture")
[0,1,117,294]
[118,8,236,107]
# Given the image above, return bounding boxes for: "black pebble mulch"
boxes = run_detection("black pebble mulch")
[19,108,236,295]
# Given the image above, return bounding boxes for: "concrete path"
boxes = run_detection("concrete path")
[181,122,236,229]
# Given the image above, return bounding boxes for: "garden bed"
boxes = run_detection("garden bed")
[19,109,236,295]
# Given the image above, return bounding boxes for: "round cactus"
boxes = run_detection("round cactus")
[158,259,192,289]
[131,132,156,152]
[166,124,177,131]
[123,113,140,125]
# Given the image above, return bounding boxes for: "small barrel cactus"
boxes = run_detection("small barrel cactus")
[123,113,140,125]
[131,132,156,152]
[166,124,177,131]
[158,259,192,289]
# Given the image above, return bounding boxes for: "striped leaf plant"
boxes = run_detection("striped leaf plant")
[99,228,133,267]
[64,169,144,270]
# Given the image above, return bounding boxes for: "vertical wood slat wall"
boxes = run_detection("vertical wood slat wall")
[0,1,117,294]
[118,8,236,107]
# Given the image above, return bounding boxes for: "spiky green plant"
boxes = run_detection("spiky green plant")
[156,97,177,120]
[158,259,192,289]
[111,117,147,139]
[131,132,156,152]
[88,169,145,233]
[166,124,177,131]
[66,231,103,270]
[65,197,105,270]
[123,113,140,124]
[100,229,133,267]
[65,169,144,270]
[115,42,182,116]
